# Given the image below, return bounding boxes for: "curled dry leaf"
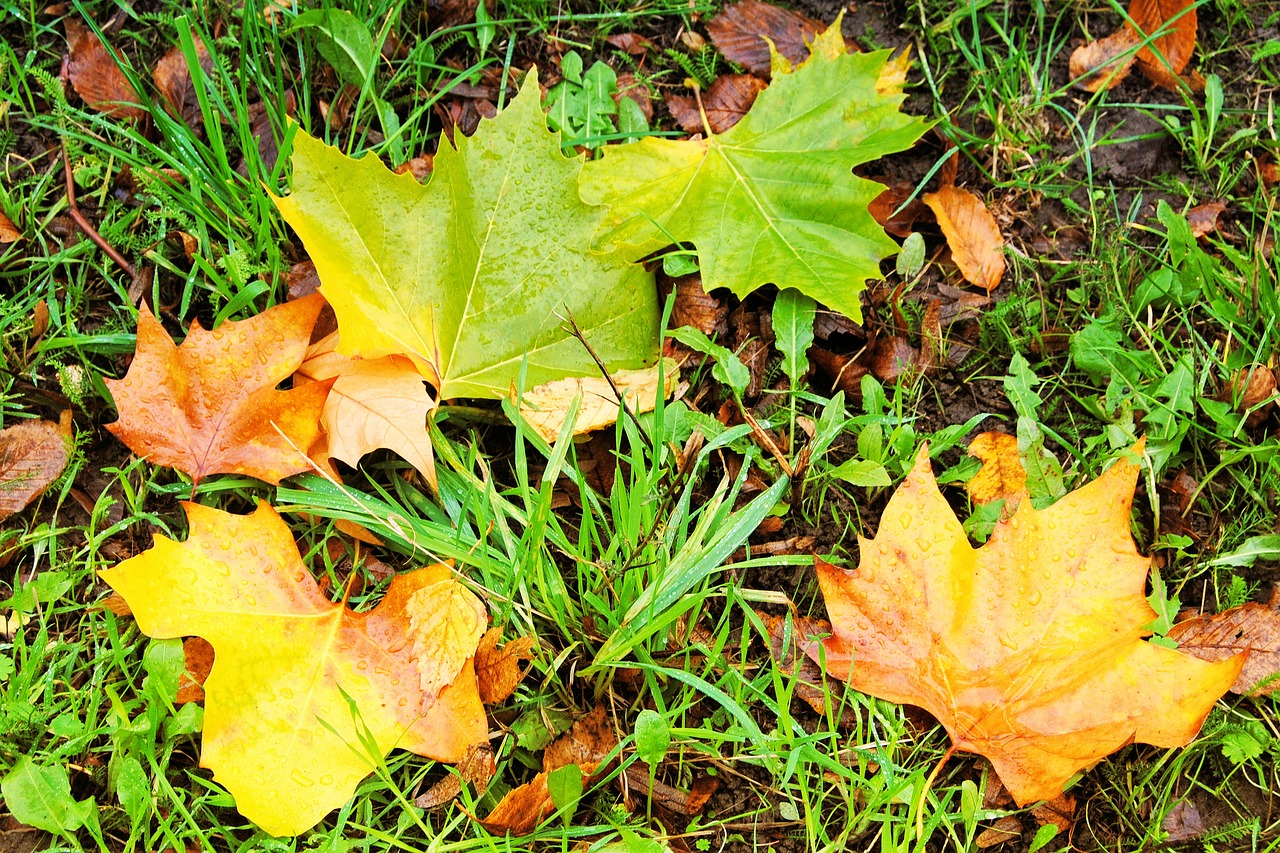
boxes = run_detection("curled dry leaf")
[296,331,438,487]
[867,181,924,238]
[1068,28,1140,91]
[414,742,496,809]
[809,445,1243,804]
[671,275,728,337]
[1069,0,1197,91]
[513,359,680,444]
[666,74,767,135]
[923,185,1006,292]
[1167,603,1280,695]
[64,17,145,119]
[153,37,214,131]
[705,0,826,77]
[0,211,21,243]
[106,295,330,485]
[0,419,70,521]
[1186,201,1226,237]
[474,628,536,704]
[965,431,1028,517]
[99,502,487,836]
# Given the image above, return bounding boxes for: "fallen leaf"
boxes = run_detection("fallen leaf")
[762,613,855,725]
[543,705,618,773]
[1031,792,1076,833]
[99,501,487,836]
[64,17,145,119]
[1186,201,1226,237]
[0,211,21,243]
[175,637,214,704]
[1167,603,1280,695]
[1222,364,1276,427]
[808,446,1243,804]
[606,32,655,55]
[705,0,825,77]
[274,71,659,400]
[976,816,1023,848]
[583,19,928,322]
[867,181,924,238]
[482,769,560,834]
[1162,799,1207,842]
[0,420,70,522]
[474,628,536,704]
[922,185,1006,291]
[670,275,728,337]
[407,576,488,698]
[414,742,496,808]
[1068,28,1140,91]
[666,74,766,134]
[153,38,214,131]
[106,296,330,485]
[514,360,679,444]
[296,331,437,486]
[965,432,1028,517]
[1068,0,1196,91]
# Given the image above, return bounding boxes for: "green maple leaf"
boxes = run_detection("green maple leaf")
[580,23,928,321]
[273,71,659,400]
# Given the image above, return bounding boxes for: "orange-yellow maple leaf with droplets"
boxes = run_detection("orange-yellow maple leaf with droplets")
[106,295,330,484]
[808,445,1243,804]
[99,502,487,836]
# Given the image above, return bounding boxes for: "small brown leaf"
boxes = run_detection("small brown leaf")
[1069,28,1139,91]
[1168,603,1280,695]
[671,276,728,337]
[64,17,145,119]
[868,182,924,238]
[1068,0,1197,92]
[1031,792,1076,833]
[0,211,21,243]
[474,628,536,704]
[175,637,214,704]
[976,816,1023,848]
[1162,799,1208,842]
[481,769,561,834]
[762,612,855,725]
[0,420,70,522]
[153,38,214,131]
[414,742,496,808]
[1186,201,1226,237]
[544,705,618,773]
[607,33,655,55]
[705,0,826,77]
[667,74,767,134]
[923,185,1006,291]
[965,432,1028,517]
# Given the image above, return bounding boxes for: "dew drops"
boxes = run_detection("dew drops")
[1029,590,1042,606]
[899,511,912,529]
[291,769,314,788]
[320,774,334,786]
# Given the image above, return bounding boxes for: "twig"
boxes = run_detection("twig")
[62,140,137,280]
[737,405,794,477]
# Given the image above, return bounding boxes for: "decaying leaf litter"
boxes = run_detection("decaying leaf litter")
[2,0,1279,849]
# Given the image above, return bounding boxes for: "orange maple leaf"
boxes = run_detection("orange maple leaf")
[99,501,487,836]
[106,295,331,485]
[809,446,1243,804]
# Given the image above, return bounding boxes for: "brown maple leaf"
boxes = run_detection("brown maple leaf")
[808,446,1244,804]
[106,295,331,484]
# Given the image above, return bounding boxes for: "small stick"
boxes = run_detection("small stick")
[738,405,794,478]
[62,140,137,279]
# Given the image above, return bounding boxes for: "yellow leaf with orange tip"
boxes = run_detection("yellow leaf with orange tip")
[809,444,1243,804]
[297,331,438,488]
[99,502,486,836]
[965,431,1028,517]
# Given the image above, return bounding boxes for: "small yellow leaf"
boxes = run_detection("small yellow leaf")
[408,577,488,698]
[514,359,679,444]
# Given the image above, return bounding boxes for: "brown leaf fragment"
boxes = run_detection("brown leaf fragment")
[153,38,214,131]
[474,628,536,704]
[965,432,1028,517]
[414,742,496,808]
[1131,0,1198,89]
[922,185,1006,291]
[667,74,767,135]
[427,0,479,29]
[175,637,214,704]
[1031,792,1076,833]
[1222,364,1276,427]
[0,211,21,243]
[607,32,656,55]
[621,765,718,815]
[1167,603,1280,695]
[393,154,435,182]
[1162,799,1207,842]
[1069,28,1140,91]
[811,347,869,396]
[615,74,654,122]
[1186,201,1226,237]
[762,612,855,726]
[544,705,618,773]
[868,181,923,238]
[0,420,70,521]
[64,17,145,119]
[976,816,1023,848]
[481,769,561,834]
[671,276,728,337]
[706,0,825,77]
[869,335,919,382]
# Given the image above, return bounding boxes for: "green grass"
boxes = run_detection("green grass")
[3,0,1280,850]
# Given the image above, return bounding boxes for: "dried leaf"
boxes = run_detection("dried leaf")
[543,705,618,773]
[0,420,70,522]
[809,446,1243,804]
[666,74,766,134]
[407,577,488,698]
[1186,201,1226,237]
[99,502,487,835]
[923,185,1005,291]
[175,637,214,704]
[482,769,560,834]
[414,742,496,808]
[1069,0,1196,91]
[867,181,923,238]
[0,211,21,243]
[106,295,330,485]
[976,816,1023,848]
[671,276,728,337]
[64,17,145,119]
[1167,603,1280,695]
[965,432,1028,517]
[1069,28,1139,91]
[153,37,213,131]
[1031,793,1077,833]
[705,0,825,77]
[514,360,679,444]
[607,33,655,55]
[296,331,437,486]
[762,613,855,725]
[474,628,536,704]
